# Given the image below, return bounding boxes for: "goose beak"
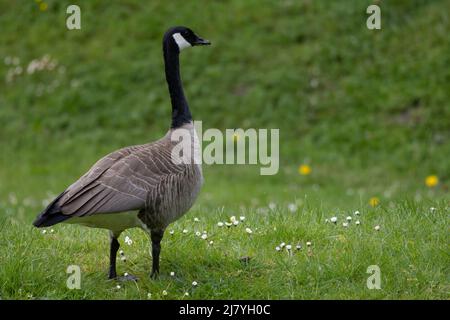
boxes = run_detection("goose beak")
[193,37,211,46]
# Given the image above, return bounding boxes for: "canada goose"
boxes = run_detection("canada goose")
[33,26,211,280]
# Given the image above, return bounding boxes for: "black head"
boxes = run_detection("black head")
[163,26,211,53]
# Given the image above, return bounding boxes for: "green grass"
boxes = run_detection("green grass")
[1,200,448,299]
[0,0,449,299]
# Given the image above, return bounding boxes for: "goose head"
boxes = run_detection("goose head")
[164,26,211,53]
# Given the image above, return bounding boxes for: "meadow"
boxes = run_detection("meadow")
[0,0,449,299]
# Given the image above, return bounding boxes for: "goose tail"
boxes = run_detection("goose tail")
[32,192,70,227]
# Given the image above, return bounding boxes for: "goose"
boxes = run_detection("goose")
[33,26,211,280]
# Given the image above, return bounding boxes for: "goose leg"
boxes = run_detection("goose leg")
[108,234,120,279]
[150,228,164,279]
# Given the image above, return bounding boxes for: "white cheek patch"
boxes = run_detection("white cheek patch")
[172,33,192,51]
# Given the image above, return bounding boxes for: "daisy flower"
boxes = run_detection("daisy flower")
[124,236,133,245]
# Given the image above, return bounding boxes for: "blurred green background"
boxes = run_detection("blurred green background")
[0,0,449,300]
[0,0,448,218]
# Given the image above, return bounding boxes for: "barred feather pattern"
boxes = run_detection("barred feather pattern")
[50,122,202,232]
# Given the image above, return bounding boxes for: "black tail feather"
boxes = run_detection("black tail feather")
[32,191,70,228]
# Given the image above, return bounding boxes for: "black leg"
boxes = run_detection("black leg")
[109,236,120,279]
[150,229,164,279]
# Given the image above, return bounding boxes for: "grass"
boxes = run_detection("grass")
[1,200,448,299]
[0,0,449,299]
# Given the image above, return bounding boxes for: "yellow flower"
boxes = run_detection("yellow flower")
[298,164,311,175]
[425,175,439,188]
[369,197,380,207]
[39,2,48,11]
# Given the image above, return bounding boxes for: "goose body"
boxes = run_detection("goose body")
[62,123,202,234]
[33,26,211,279]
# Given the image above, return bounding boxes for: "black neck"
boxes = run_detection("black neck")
[163,40,192,128]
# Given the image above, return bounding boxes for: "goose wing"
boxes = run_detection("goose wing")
[35,140,183,225]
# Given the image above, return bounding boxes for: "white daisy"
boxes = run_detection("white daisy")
[330,217,337,223]
[209,240,214,245]
[296,244,302,250]
[306,241,312,247]
[162,290,168,296]
[346,216,352,221]
[280,242,286,248]
[355,220,361,225]
[192,281,198,286]
[182,229,188,234]
[374,225,381,231]
[288,203,297,212]
[170,271,175,277]
[116,285,121,289]
[275,246,281,251]
[342,222,349,227]
[245,228,253,234]
[217,222,224,227]
[195,231,201,237]
[194,217,199,222]
[240,216,246,221]
[201,234,208,240]
[230,216,237,222]
[286,244,292,250]
[354,210,360,215]
[169,230,174,235]
[124,236,133,245]
[233,221,239,226]
[147,293,152,299]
